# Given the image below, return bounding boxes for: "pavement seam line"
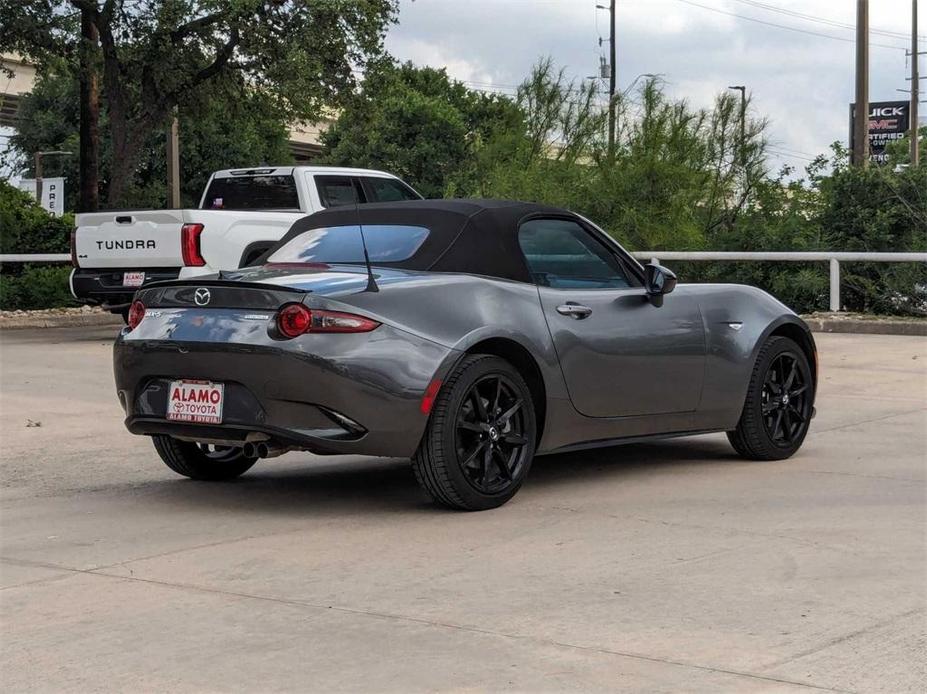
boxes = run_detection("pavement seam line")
[0,555,851,693]
[812,407,927,435]
[757,606,925,672]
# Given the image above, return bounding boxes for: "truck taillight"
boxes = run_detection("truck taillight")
[181,223,205,266]
[70,229,78,267]
[276,304,380,338]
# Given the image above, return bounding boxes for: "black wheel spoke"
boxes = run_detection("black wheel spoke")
[492,447,512,480]
[762,399,778,415]
[471,388,488,421]
[784,360,798,390]
[499,399,522,424]
[481,444,493,485]
[782,408,793,437]
[492,378,503,416]
[772,410,785,441]
[457,419,484,433]
[789,384,808,397]
[462,441,486,468]
[503,433,527,446]
[788,404,805,423]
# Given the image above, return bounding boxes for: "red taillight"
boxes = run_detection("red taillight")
[181,223,205,266]
[277,304,312,338]
[70,229,78,267]
[275,304,380,338]
[127,300,145,330]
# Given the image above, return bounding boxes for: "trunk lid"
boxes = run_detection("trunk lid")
[74,210,186,268]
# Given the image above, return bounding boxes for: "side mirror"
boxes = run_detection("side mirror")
[645,263,677,296]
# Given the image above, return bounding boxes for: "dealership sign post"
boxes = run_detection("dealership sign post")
[849,100,911,165]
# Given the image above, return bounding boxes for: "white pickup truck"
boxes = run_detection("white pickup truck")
[70,166,421,315]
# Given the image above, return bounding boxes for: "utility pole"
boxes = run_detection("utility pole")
[607,0,616,160]
[853,0,870,167]
[911,0,920,167]
[78,7,100,212]
[166,110,181,208]
[728,85,746,169]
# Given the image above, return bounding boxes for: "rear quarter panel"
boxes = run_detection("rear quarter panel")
[310,273,571,403]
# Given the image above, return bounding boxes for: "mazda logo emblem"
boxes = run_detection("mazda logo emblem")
[194,287,211,306]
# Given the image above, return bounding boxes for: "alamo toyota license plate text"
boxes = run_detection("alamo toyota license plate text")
[167,380,225,424]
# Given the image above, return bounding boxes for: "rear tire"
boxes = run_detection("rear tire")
[728,336,813,460]
[152,435,257,481]
[412,355,536,511]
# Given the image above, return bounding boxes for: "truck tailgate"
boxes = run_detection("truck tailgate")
[74,210,186,268]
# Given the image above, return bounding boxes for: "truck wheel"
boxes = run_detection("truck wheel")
[152,435,257,481]
[412,355,536,511]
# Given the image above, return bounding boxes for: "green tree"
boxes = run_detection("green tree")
[818,162,927,313]
[1,0,398,204]
[319,60,522,198]
[7,68,294,209]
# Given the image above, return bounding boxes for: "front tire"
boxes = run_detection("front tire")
[728,336,813,460]
[413,355,536,511]
[152,435,257,481]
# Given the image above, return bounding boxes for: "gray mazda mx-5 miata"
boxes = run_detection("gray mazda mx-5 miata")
[114,199,817,510]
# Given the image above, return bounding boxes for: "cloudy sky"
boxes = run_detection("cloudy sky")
[386,0,923,172]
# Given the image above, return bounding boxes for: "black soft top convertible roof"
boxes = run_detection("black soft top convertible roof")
[269,199,574,283]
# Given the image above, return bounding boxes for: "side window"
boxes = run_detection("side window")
[315,176,363,208]
[362,177,421,202]
[518,218,634,289]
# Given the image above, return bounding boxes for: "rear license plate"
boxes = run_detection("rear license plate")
[166,380,224,424]
[123,271,145,287]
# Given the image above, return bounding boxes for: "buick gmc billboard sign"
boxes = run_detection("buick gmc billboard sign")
[849,100,911,164]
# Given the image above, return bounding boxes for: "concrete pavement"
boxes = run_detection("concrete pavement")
[1,327,925,693]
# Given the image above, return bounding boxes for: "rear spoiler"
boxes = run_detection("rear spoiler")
[137,278,307,310]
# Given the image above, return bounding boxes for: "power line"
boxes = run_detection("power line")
[674,0,908,51]
[729,0,925,42]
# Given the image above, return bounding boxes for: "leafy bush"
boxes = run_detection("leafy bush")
[0,265,75,310]
[0,181,73,254]
[0,180,75,310]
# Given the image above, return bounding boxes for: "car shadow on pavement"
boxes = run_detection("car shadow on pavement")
[116,435,741,517]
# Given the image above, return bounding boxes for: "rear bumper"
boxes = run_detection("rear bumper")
[113,325,459,458]
[71,268,182,309]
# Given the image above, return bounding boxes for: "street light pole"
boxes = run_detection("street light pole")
[728,85,746,169]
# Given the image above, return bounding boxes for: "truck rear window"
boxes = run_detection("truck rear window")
[202,175,299,211]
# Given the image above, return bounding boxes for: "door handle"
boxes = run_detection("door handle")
[556,303,592,319]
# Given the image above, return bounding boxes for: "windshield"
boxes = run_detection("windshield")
[266,225,430,264]
[202,175,299,211]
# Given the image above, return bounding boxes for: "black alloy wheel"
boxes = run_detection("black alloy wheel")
[728,335,814,460]
[761,352,811,447]
[455,373,530,495]
[413,354,537,510]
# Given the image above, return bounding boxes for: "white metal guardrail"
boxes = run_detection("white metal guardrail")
[1,251,925,313]
[632,252,927,312]
[1,253,70,262]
